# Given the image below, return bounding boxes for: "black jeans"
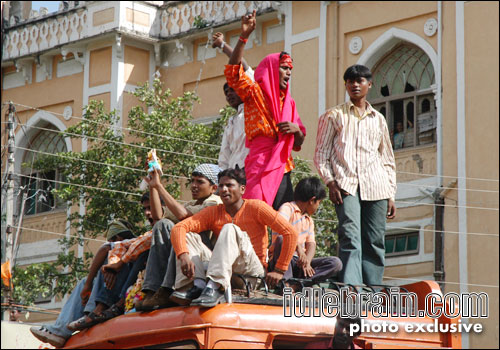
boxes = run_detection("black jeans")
[272,171,293,210]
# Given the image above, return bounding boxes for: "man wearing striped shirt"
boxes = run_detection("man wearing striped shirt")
[314,64,397,287]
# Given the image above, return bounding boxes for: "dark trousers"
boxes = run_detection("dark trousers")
[335,191,388,285]
[119,251,149,298]
[272,171,294,210]
[268,235,343,284]
[142,219,175,291]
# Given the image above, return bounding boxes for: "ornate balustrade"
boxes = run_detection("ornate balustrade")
[3,7,88,61]
[159,1,275,37]
[2,1,278,61]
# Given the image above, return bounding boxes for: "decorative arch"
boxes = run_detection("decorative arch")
[357,27,437,73]
[14,110,72,175]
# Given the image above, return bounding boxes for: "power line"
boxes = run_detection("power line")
[15,122,218,162]
[395,200,498,211]
[14,146,190,180]
[1,303,61,315]
[396,170,499,183]
[10,101,500,184]
[398,182,498,194]
[10,101,222,149]
[14,173,142,198]
[11,225,108,244]
[313,218,499,238]
[14,139,499,196]
[8,149,499,210]
[386,225,498,238]
[9,224,499,289]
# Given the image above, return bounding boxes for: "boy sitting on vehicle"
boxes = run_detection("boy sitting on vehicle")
[268,177,342,288]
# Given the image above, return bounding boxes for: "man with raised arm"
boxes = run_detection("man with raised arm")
[225,10,306,210]
[213,32,254,171]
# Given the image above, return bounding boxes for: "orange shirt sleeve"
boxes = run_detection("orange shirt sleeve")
[256,202,298,271]
[171,206,217,258]
[224,64,259,104]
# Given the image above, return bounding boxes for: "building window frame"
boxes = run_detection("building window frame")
[385,231,419,257]
[368,43,436,151]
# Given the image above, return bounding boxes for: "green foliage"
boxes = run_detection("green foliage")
[11,251,87,305]
[291,158,339,257]
[12,78,230,305]
[193,15,209,29]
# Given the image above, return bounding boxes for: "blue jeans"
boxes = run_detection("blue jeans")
[83,258,133,313]
[44,278,89,339]
[335,191,388,286]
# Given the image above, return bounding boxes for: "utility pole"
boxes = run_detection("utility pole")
[3,102,16,320]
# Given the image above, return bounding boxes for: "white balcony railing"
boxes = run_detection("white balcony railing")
[2,1,277,61]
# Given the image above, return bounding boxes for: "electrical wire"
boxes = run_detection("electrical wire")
[14,146,190,180]
[10,102,222,149]
[17,172,496,213]
[397,182,498,194]
[9,102,500,183]
[313,218,498,238]
[1,303,61,315]
[395,200,498,211]
[10,226,499,289]
[14,122,218,162]
[13,173,142,198]
[12,122,499,196]
[11,225,108,244]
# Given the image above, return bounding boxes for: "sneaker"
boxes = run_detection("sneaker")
[30,326,67,348]
[135,287,174,311]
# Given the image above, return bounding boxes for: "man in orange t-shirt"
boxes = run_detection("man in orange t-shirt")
[170,168,298,307]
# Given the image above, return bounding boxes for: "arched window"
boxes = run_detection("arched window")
[21,123,67,215]
[369,43,436,150]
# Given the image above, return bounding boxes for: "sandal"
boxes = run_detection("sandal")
[67,311,101,332]
[96,303,124,323]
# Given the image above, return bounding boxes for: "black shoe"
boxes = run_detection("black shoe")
[191,286,225,308]
[169,286,204,306]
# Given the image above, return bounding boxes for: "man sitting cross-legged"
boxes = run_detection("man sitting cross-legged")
[170,168,298,307]
[268,177,343,289]
[135,163,223,311]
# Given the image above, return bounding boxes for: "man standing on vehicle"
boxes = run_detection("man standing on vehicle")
[225,10,306,210]
[212,31,253,171]
[314,64,397,287]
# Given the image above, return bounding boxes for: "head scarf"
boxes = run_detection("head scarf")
[279,54,293,69]
[192,163,222,185]
[254,53,305,136]
[106,219,135,241]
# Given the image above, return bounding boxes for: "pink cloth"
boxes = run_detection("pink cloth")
[243,53,305,205]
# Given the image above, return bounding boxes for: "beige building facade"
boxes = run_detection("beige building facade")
[1,1,498,348]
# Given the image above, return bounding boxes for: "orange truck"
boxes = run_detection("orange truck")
[64,280,461,349]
